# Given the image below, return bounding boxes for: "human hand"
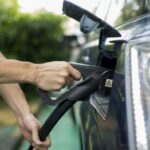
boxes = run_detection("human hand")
[34,61,81,91]
[17,113,50,150]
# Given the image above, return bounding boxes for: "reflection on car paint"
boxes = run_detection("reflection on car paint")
[80,101,101,150]
[90,93,110,120]
[80,72,127,150]
[74,1,150,149]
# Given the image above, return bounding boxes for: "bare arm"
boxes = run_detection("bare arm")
[0,57,36,84]
[0,83,50,148]
[0,55,81,91]
[0,53,50,149]
[0,83,30,118]
[0,52,81,149]
[0,52,30,117]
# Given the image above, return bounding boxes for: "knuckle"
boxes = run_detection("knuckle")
[31,123,37,129]
[47,137,51,146]
[64,71,69,77]
[33,140,39,146]
[63,62,69,69]
[59,78,66,85]
[61,72,68,77]
[45,141,50,147]
[54,84,62,91]
[36,141,42,146]
[58,84,63,89]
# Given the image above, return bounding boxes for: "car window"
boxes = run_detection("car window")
[106,0,150,26]
[95,0,112,21]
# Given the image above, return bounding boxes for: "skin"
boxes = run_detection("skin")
[0,83,50,150]
[0,59,81,90]
[0,52,81,150]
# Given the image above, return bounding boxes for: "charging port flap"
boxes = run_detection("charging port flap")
[63,0,121,38]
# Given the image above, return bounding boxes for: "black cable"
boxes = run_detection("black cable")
[28,100,76,150]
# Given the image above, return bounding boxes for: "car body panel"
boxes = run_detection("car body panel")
[75,12,150,150]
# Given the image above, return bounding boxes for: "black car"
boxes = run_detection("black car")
[65,0,150,150]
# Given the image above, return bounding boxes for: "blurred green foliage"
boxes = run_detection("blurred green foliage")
[0,0,68,62]
[0,0,69,98]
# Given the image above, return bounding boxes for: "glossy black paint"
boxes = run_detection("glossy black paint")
[74,0,150,149]
[77,45,127,150]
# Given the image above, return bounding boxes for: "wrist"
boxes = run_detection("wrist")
[16,108,32,121]
[14,104,31,119]
[21,62,38,85]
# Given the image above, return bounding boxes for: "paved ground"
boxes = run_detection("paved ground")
[20,105,81,150]
[0,99,40,150]
[0,125,20,150]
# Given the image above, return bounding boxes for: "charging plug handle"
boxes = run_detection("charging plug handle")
[28,65,113,150]
[38,63,113,106]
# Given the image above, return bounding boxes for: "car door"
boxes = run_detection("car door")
[78,0,150,149]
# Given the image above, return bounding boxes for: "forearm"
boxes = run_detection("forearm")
[0,52,81,91]
[0,58,36,84]
[0,53,32,117]
[0,83,31,118]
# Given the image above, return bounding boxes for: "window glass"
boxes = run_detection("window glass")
[68,0,112,21]
[95,0,112,20]
[106,0,150,26]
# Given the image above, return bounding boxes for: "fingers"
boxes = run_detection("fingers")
[32,137,50,149]
[32,138,50,150]
[32,127,51,149]
[34,61,81,91]
[32,143,49,150]
[55,63,81,90]
[32,127,41,146]
[32,142,49,150]
[68,64,81,80]
[17,114,51,149]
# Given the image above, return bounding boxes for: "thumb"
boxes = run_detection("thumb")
[32,126,41,146]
